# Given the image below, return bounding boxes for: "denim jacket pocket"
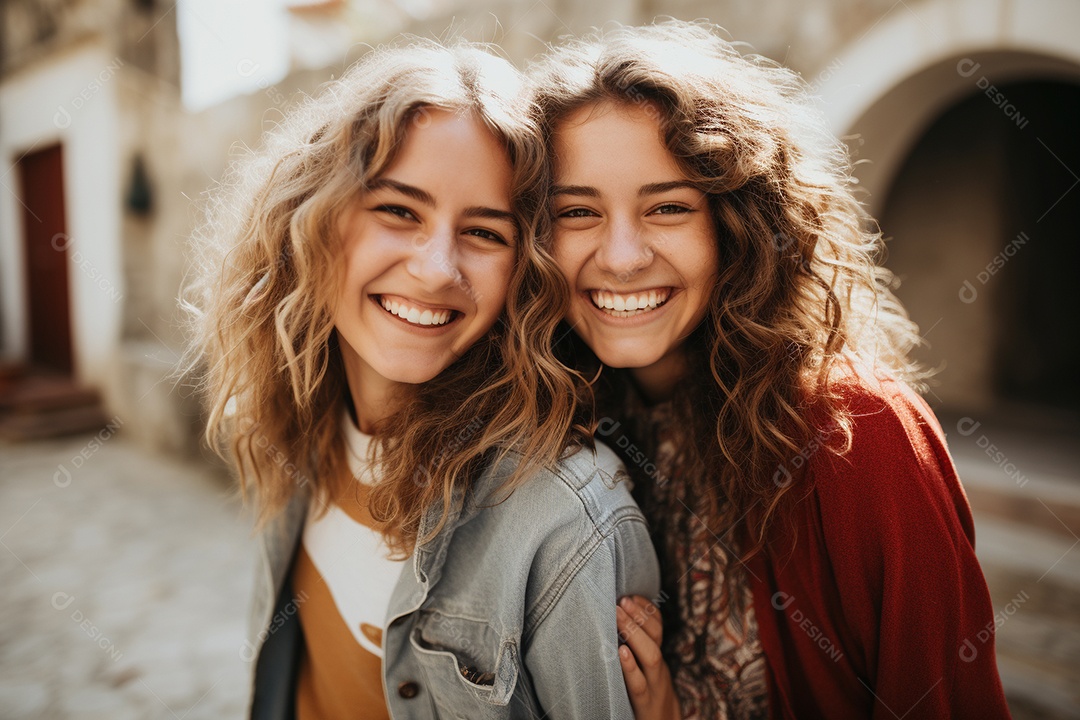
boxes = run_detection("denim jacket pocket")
[409,610,519,719]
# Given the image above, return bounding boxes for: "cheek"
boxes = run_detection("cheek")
[691,256,720,290]
[550,234,578,281]
[333,261,361,317]
[687,226,720,286]
[472,252,516,316]
[335,256,373,315]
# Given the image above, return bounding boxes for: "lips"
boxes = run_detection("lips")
[588,288,670,316]
[377,295,457,327]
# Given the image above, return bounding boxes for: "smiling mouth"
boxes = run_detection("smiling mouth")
[589,288,670,317]
[377,295,458,327]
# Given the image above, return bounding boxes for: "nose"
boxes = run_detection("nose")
[593,217,653,280]
[406,226,459,290]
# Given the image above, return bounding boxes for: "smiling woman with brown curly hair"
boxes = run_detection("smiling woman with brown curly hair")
[531,19,1011,719]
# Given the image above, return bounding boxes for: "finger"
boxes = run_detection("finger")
[620,596,663,646]
[618,643,649,701]
[616,603,646,643]
[617,605,665,676]
[628,596,664,645]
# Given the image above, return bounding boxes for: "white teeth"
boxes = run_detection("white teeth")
[589,289,669,316]
[379,297,454,326]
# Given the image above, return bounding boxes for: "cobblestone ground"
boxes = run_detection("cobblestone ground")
[1,424,1078,719]
[0,434,256,719]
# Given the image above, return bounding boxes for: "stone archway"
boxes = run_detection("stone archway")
[807,0,1080,412]
[878,79,1080,412]
[812,0,1080,217]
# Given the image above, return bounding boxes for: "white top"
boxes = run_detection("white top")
[299,410,406,657]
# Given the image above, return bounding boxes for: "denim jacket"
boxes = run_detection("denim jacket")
[246,441,660,719]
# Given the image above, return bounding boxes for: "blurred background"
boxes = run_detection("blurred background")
[0,0,1077,717]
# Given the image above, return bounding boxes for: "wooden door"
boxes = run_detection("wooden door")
[17,143,73,374]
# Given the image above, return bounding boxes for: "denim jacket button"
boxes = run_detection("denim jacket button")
[397,681,420,699]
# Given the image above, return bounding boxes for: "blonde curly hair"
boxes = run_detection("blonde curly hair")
[185,39,588,555]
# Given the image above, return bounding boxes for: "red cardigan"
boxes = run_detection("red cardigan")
[747,379,1011,718]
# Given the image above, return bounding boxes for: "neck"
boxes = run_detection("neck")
[340,353,403,435]
[629,351,687,404]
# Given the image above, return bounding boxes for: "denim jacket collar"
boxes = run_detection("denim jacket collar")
[412,491,463,588]
[411,453,516,587]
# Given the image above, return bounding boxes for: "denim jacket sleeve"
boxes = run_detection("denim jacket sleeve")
[521,506,660,720]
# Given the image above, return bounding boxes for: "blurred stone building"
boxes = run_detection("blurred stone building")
[1,0,1077,444]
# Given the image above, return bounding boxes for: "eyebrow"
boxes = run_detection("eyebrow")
[366,178,435,206]
[552,184,600,198]
[638,180,701,197]
[369,178,514,223]
[551,180,701,199]
[464,206,516,223]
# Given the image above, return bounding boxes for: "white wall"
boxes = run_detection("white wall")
[0,39,124,390]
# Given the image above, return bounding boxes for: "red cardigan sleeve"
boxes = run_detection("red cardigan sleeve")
[749,379,1011,719]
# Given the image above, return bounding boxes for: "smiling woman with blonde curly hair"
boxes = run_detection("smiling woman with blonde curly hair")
[186,38,658,720]
[531,19,1011,719]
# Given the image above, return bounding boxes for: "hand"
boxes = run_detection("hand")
[617,595,681,720]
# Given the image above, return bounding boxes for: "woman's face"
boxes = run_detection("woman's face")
[551,101,720,393]
[334,108,517,397]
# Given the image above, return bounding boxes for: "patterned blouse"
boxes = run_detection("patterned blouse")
[620,390,770,719]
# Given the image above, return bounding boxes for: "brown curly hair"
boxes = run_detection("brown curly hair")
[531,21,926,570]
[185,39,588,555]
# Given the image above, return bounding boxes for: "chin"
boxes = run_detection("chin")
[372,358,452,386]
[592,344,665,371]
[392,368,449,385]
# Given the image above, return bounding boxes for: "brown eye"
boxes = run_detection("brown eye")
[465,227,509,246]
[652,204,692,215]
[374,205,417,221]
[557,207,598,219]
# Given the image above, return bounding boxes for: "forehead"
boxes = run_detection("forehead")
[380,108,512,194]
[552,101,685,183]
